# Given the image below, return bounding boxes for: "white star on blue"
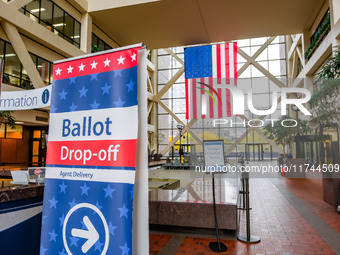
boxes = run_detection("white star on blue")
[59,89,68,100]
[94,240,104,252]
[119,242,131,255]
[79,86,88,98]
[68,199,77,208]
[69,236,79,247]
[69,77,76,84]
[126,79,135,92]
[118,203,129,218]
[80,182,90,196]
[101,83,112,95]
[103,184,115,198]
[49,229,58,242]
[69,102,78,111]
[59,214,65,226]
[40,244,47,255]
[108,221,117,236]
[90,100,100,109]
[48,196,58,208]
[114,97,125,107]
[59,182,67,193]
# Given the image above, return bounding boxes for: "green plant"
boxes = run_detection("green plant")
[310,46,340,126]
[304,15,331,59]
[0,111,16,128]
[91,44,99,52]
[263,116,309,156]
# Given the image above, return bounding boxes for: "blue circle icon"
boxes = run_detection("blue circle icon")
[42,89,50,104]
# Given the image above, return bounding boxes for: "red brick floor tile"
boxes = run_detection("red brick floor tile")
[280,174,340,233]
[149,177,338,254]
[149,233,172,255]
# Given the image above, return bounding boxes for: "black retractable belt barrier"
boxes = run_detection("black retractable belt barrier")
[237,172,261,243]
[209,172,228,252]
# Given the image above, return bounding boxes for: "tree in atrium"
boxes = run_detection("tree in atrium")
[0,111,15,128]
[263,115,309,157]
[310,45,340,127]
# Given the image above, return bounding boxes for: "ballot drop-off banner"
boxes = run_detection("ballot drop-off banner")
[40,44,142,255]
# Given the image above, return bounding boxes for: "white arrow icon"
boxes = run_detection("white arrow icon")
[71,216,99,253]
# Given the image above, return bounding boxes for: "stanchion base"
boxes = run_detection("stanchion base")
[237,235,261,243]
[209,242,228,252]
[237,207,252,210]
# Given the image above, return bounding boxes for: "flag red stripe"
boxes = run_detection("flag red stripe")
[192,79,197,119]
[216,44,221,84]
[209,77,214,118]
[226,88,231,117]
[185,79,189,119]
[234,42,238,86]
[225,43,230,84]
[218,88,222,118]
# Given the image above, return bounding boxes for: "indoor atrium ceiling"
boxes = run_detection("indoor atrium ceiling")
[88,0,325,49]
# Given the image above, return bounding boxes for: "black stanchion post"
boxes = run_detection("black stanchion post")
[237,172,261,243]
[209,173,227,252]
[238,173,247,210]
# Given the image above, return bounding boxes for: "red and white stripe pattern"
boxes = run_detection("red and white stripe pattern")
[185,42,237,119]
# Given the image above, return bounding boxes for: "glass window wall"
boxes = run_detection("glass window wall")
[21,0,81,48]
[157,36,287,158]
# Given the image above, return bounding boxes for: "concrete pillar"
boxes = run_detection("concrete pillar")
[329,0,340,28]
[81,13,92,54]
[2,20,45,88]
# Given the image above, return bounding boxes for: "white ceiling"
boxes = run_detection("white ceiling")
[89,0,325,49]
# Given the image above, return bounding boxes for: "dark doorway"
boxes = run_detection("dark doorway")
[245,143,264,161]
[29,127,48,167]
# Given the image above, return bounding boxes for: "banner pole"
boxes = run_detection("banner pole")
[133,47,149,255]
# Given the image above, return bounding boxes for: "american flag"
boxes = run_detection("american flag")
[40,46,141,255]
[184,42,237,119]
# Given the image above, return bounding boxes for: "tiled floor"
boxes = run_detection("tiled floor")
[149,234,173,255]
[149,168,340,254]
